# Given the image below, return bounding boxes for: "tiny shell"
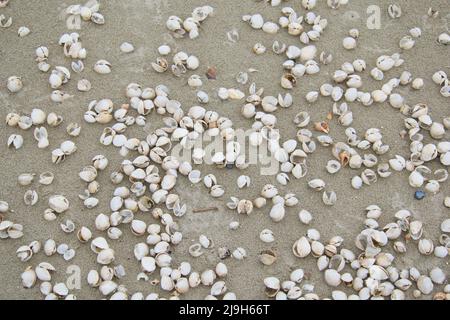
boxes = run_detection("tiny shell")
[120,42,134,53]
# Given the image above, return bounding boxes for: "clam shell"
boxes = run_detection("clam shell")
[292,236,311,258]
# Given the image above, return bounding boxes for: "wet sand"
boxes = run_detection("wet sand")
[0,0,448,299]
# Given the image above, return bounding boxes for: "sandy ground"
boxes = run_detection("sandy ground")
[0,0,449,300]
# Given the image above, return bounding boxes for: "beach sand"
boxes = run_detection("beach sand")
[0,0,448,299]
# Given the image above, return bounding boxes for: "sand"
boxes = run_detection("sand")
[0,0,448,300]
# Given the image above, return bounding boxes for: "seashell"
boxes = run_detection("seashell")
[44,239,56,256]
[342,37,356,50]
[324,269,341,287]
[399,36,415,50]
[91,12,105,25]
[188,243,203,258]
[429,267,446,285]
[411,78,424,90]
[18,173,35,186]
[77,79,91,92]
[17,26,31,38]
[48,195,69,213]
[417,276,433,295]
[7,76,23,93]
[211,281,227,296]
[232,247,247,260]
[308,179,325,191]
[120,42,134,53]
[60,219,75,234]
[262,22,279,34]
[99,281,118,296]
[260,229,275,243]
[16,245,33,262]
[248,14,264,29]
[264,277,280,297]
[97,248,115,265]
[79,166,97,182]
[237,199,253,215]
[418,239,434,255]
[281,73,297,89]
[60,140,76,155]
[389,155,406,171]
[47,113,63,127]
[430,122,445,140]
[201,270,216,286]
[409,220,423,240]
[269,203,285,222]
[94,60,112,74]
[21,267,37,289]
[7,134,23,150]
[261,184,278,199]
[210,185,225,198]
[259,249,277,266]
[294,112,310,128]
[292,236,311,258]
[39,172,54,185]
[0,201,9,214]
[439,218,450,234]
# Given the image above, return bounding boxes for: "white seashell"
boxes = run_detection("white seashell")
[342,37,356,50]
[91,12,105,25]
[292,236,311,258]
[409,27,422,38]
[350,176,363,190]
[7,134,23,149]
[99,281,118,296]
[417,276,433,295]
[444,197,450,208]
[44,239,56,256]
[211,281,227,296]
[120,42,134,53]
[97,248,115,265]
[269,203,285,222]
[7,76,23,93]
[429,267,446,284]
[399,36,415,50]
[260,229,275,243]
[21,268,37,288]
[200,269,216,286]
[411,78,424,90]
[48,195,69,213]
[324,269,341,287]
[408,171,424,188]
[60,219,75,234]
[434,246,448,258]
[18,173,35,186]
[186,55,199,70]
[440,219,450,233]
[264,277,280,297]
[232,247,247,260]
[377,55,395,71]
[158,45,171,55]
[16,245,33,262]
[229,221,239,230]
[262,22,279,34]
[94,60,112,74]
[436,32,450,45]
[248,14,264,29]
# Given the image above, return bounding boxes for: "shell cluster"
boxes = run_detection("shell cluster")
[1,0,449,301]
